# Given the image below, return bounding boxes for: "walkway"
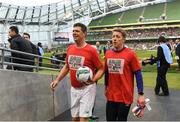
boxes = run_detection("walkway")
[52,84,180,121]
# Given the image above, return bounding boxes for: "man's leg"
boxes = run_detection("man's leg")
[106,101,118,121]
[79,83,96,120]
[160,66,169,95]
[90,96,99,120]
[155,68,161,95]
[71,87,81,120]
[117,102,131,121]
[155,77,161,95]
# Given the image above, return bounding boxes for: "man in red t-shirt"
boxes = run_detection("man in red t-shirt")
[50,23,104,122]
[104,28,145,121]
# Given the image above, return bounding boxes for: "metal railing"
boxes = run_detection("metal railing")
[0,47,65,72]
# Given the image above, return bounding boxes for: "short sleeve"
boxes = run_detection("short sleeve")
[130,51,141,72]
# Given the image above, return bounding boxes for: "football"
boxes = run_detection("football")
[76,66,93,83]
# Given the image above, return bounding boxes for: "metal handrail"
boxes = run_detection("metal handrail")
[0,47,65,72]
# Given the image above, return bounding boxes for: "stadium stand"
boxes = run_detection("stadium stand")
[143,3,165,22]
[101,13,123,25]
[87,0,180,50]
[121,7,143,24]
[166,0,180,20]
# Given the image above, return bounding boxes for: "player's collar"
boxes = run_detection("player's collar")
[112,46,126,52]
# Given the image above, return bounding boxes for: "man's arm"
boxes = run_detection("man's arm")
[157,46,163,60]
[86,64,104,85]
[134,70,145,118]
[135,70,143,94]
[92,64,104,83]
[50,64,69,91]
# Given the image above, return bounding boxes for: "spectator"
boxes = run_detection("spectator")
[51,52,59,68]
[23,32,38,55]
[175,39,180,71]
[103,41,111,54]
[37,42,44,67]
[154,36,173,96]
[95,41,102,54]
[8,26,34,72]
[23,32,38,71]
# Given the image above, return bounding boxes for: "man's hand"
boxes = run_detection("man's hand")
[50,80,59,91]
[136,95,145,118]
[81,77,95,86]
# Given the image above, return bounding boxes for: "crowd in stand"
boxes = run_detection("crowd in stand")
[126,28,180,39]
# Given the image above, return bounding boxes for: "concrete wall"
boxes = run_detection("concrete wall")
[0,70,71,121]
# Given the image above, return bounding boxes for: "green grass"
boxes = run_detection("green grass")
[135,50,157,59]
[40,50,180,89]
[42,52,53,67]
[141,72,180,90]
[97,72,180,90]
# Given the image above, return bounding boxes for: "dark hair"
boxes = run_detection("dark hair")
[9,26,19,34]
[38,42,42,47]
[158,36,166,43]
[23,32,30,38]
[73,23,87,33]
[112,28,126,39]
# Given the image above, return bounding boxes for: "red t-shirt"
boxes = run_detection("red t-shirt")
[66,44,102,88]
[105,47,141,104]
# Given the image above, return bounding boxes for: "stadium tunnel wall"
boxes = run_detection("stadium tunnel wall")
[0,69,71,121]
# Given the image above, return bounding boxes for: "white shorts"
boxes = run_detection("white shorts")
[71,83,96,118]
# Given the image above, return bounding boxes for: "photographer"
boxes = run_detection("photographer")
[142,36,173,96]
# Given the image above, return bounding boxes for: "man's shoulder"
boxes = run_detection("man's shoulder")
[67,44,75,50]
[12,36,22,42]
[105,49,113,55]
[91,45,97,49]
[30,42,36,47]
[87,44,98,50]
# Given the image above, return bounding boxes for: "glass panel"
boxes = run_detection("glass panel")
[81,0,87,4]
[25,9,33,19]
[33,7,40,18]
[50,3,56,13]
[49,13,56,21]
[8,8,17,19]
[0,6,8,18]
[40,15,48,23]
[16,9,25,20]
[39,32,48,40]
[32,18,39,22]
[41,5,48,16]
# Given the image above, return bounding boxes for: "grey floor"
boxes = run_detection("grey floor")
[52,84,180,121]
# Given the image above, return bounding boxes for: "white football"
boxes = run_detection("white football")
[76,66,93,83]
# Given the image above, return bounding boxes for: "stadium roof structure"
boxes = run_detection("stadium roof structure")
[0,0,164,46]
[0,0,159,26]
